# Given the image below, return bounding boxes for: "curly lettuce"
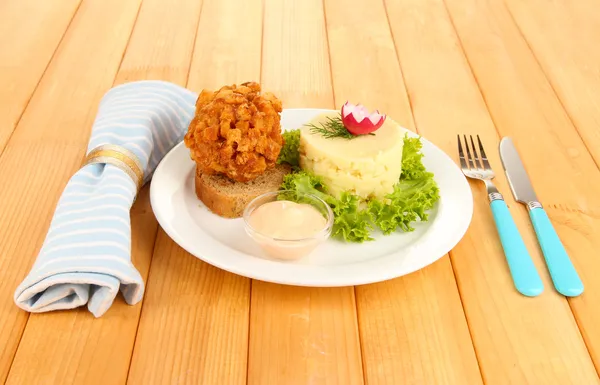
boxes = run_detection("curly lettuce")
[331,192,373,242]
[401,135,429,180]
[277,129,301,167]
[279,134,440,243]
[281,171,373,242]
[369,178,439,235]
[367,135,440,235]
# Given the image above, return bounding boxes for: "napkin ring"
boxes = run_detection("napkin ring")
[83,144,144,193]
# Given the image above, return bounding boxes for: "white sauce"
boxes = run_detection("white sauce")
[248,200,327,260]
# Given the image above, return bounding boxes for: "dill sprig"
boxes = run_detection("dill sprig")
[305,115,356,139]
[305,114,376,139]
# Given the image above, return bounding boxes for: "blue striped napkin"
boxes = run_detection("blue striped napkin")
[14,80,198,317]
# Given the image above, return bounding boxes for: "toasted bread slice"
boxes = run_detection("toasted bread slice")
[195,164,292,218]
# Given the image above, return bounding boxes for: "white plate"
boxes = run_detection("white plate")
[150,108,473,286]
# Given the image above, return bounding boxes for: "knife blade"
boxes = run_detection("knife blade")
[499,137,583,297]
[499,138,538,204]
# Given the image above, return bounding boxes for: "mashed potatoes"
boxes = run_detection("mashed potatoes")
[299,112,406,199]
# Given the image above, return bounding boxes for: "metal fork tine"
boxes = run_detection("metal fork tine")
[477,135,491,170]
[457,134,468,169]
[463,135,475,169]
[470,135,482,170]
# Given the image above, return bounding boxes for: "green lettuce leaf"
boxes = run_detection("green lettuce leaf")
[368,135,439,234]
[281,171,333,205]
[330,192,373,242]
[281,172,373,242]
[369,176,440,234]
[278,135,440,243]
[277,129,301,167]
[401,135,428,181]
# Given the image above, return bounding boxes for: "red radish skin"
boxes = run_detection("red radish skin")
[341,102,386,135]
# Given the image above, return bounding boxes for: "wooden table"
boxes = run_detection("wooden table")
[1,0,600,383]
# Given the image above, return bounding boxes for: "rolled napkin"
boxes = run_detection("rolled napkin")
[14,80,198,317]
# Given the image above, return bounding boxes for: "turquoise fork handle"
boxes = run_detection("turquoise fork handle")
[529,207,583,297]
[490,199,543,296]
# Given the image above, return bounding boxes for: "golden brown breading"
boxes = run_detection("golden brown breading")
[184,82,284,182]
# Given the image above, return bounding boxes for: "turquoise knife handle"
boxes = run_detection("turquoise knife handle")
[490,199,543,296]
[529,207,583,296]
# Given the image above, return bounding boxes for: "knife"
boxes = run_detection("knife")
[499,137,583,297]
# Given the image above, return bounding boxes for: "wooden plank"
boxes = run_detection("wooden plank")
[443,0,600,377]
[247,2,363,384]
[187,0,262,90]
[384,0,600,383]
[357,258,484,385]
[261,0,334,108]
[249,283,362,385]
[127,232,251,385]
[3,0,206,383]
[115,0,203,85]
[126,0,261,383]
[502,0,600,168]
[323,0,483,383]
[0,0,143,383]
[325,0,413,128]
[0,0,81,154]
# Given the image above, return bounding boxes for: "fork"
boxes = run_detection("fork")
[458,135,543,297]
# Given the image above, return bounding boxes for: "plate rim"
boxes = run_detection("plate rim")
[150,108,473,286]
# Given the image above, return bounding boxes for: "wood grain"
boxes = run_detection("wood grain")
[127,232,251,385]
[261,0,334,108]
[324,0,483,383]
[249,282,363,385]
[443,0,600,376]
[187,0,263,91]
[126,0,261,383]
[115,0,203,86]
[3,0,206,383]
[502,0,600,169]
[247,2,363,384]
[385,0,599,383]
[357,259,482,385]
[0,0,81,154]
[0,0,142,382]
[324,0,413,128]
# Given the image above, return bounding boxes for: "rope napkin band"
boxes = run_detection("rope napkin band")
[83,144,144,193]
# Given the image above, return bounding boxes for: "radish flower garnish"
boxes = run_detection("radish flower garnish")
[341,102,386,135]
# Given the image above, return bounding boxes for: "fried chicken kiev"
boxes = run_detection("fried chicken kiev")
[184,82,284,182]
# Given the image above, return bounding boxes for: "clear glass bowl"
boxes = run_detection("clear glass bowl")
[242,190,334,261]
